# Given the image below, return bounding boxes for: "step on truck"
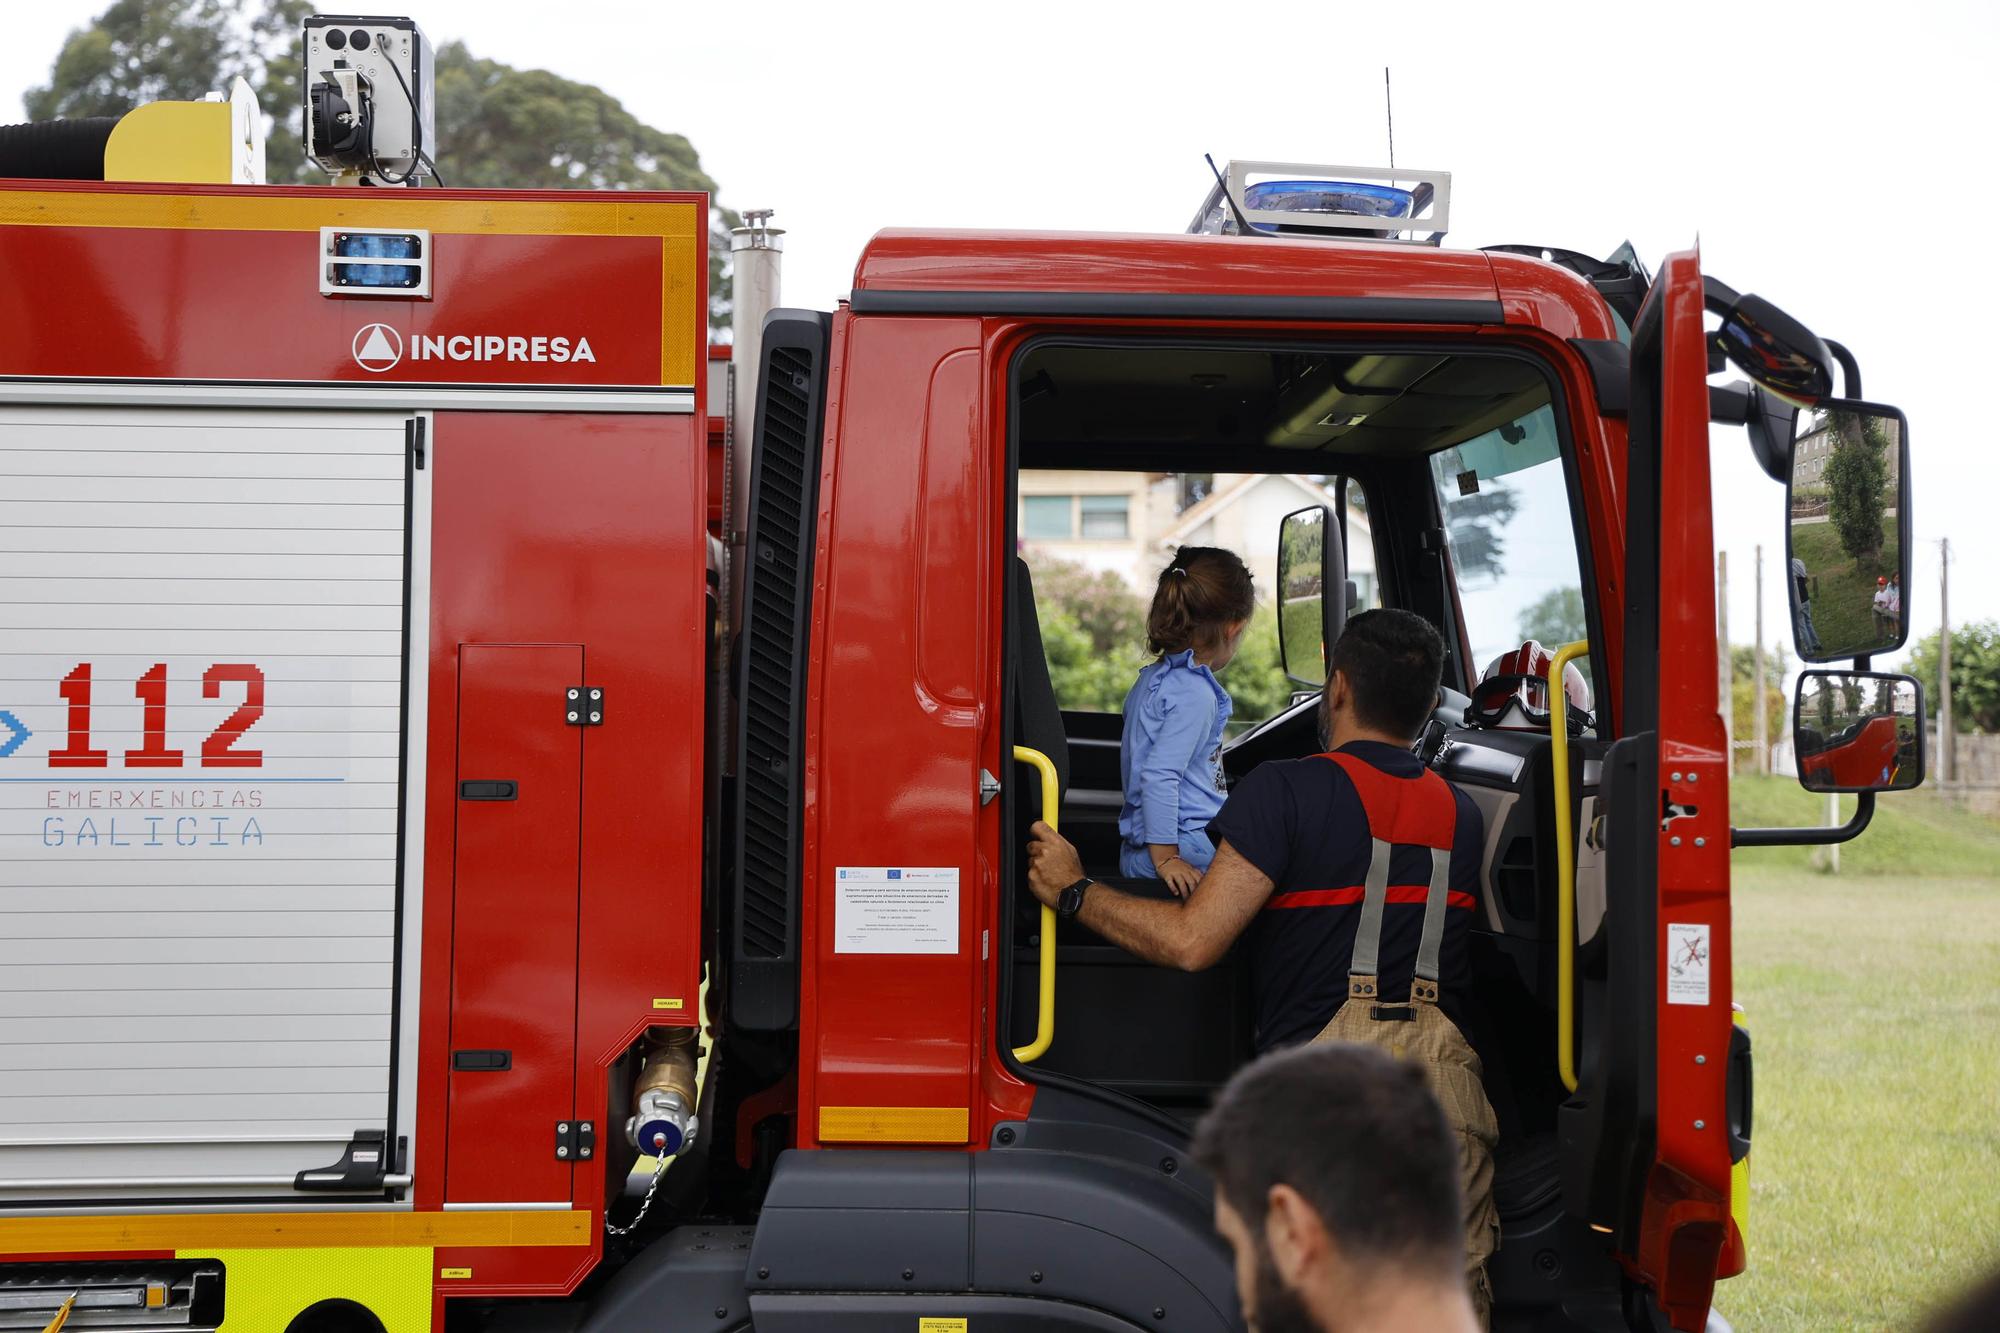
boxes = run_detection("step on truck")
[0,20,1926,1333]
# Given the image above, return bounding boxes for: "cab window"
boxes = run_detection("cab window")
[1428,405,1592,691]
[1017,469,1378,735]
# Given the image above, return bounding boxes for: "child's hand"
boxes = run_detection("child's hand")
[1160,856,1201,898]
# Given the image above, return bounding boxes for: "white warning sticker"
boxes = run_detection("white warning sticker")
[1666,922,1711,1005]
[834,867,960,955]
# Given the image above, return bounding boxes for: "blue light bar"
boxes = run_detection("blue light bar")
[1243,180,1415,220]
[331,231,423,288]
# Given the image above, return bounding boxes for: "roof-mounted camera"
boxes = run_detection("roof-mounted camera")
[303,14,436,186]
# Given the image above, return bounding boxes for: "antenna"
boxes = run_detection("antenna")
[1384,67,1395,171]
[1203,153,1259,236]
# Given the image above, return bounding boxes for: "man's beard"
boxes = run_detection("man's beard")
[1248,1248,1323,1333]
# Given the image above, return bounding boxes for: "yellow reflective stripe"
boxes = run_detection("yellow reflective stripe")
[819,1106,970,1144]
[0,189,700,242]
[1730,1007,1751,1259]
[0,1209,589,1254]
[662,234,701,391]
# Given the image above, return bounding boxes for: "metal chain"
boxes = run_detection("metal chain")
[604,1147,672,1237]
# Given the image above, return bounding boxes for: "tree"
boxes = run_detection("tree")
[1025,553,1148,659]
[1215,610,1296,729]
[425,42,738,325]
[1037,604,1146,714]
[28,1,738,328]
[1726,641,1789,770]
[1436,474,1522,583]
[1519,586,1587,647]
[1824,410,1889,565]
[1906,620,2000,734]
[1026,552,1296,730]
[32,0,314,182]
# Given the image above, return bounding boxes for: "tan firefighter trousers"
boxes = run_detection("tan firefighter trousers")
[1314,984,1501,1325]
[1308,824,1500,1326]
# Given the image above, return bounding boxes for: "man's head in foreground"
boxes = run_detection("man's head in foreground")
[1191,1043,1474,1333]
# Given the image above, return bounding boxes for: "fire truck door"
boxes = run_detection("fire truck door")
[1571,249,1734,1330]
[445,643,584,1204]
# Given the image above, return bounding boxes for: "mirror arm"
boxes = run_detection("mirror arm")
[1824,338,1861,398]
[1702,275,1743,315]
[1708,382,1754,424]
[1730,791,1874,848]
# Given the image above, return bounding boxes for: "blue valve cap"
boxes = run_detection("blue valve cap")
[639,1119,684,1157]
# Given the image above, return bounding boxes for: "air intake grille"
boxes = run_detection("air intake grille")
[729,312,831,1030]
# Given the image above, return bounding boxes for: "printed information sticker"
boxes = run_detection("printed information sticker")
[1666,922,1711,1005]
[834,866,960,955]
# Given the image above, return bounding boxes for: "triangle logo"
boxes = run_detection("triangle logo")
[352,323,404,372]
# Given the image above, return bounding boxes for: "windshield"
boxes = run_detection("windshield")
[1428,405,1592,692]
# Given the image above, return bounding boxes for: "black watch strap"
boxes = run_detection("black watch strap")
[1056,876,1094,920]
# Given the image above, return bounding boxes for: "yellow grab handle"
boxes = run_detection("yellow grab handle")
[1012,745,1059,1063]
[1550,640,1589,1094]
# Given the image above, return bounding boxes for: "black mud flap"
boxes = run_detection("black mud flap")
[577,1225,754,1333]
[741,1145,1235,1331]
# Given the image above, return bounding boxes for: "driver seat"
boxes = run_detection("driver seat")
[1012,557,1070,805]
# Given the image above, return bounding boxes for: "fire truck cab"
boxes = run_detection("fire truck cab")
[0,80,1922,1333]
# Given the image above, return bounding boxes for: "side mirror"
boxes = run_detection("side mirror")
[1277,503,1347,687]
[1792,670,1925,793]
[1716,292,1835,407]
[1785,400,1910,662]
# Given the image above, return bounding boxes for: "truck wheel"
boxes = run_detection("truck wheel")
[285,1298,388,1333]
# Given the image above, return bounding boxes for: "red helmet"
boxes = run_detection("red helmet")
[1471,641,1592,734]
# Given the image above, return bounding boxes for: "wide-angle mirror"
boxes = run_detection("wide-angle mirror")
[1276,504,1345,687]
[1717,292,1835,406]
[1793,670,1925,793]
[1785,400,1909,662]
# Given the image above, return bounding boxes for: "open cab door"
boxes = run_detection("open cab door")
[1561,249,1736,1331]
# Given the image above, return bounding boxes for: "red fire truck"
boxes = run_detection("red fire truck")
[0,31,1924,1333]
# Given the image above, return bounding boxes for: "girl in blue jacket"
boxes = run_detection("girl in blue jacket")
[1119,546,1256,894]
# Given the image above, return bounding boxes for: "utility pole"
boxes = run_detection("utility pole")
[1939,537,1953,785]
[1717,552,1732,771]
[1754,545,1768,775]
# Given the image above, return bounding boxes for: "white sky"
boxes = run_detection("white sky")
[7,0,1997,678]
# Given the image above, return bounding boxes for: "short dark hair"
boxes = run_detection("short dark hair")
[1191,1043,1462,1280]
[1327,608,1445,739]
[1147,546,1256,656]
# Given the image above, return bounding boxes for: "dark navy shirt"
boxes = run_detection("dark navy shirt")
[1208,741,1485,1052]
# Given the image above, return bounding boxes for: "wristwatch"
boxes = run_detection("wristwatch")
[1056,877,1094,921]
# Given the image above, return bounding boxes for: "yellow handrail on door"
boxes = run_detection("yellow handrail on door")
[1550,640,1589,1094]
[1012,745,1059,1063]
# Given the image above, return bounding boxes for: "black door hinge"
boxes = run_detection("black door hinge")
[556,1119,595,1162]
[565,686,604,726]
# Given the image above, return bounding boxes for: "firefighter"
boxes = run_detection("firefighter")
[1026,608,1496,1320]
[1192,1042,1481,1333]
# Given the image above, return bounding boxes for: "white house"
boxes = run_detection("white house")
[1018,471,1376,607]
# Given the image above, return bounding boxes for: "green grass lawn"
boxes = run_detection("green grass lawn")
[1791,519,1901,657]
[1717,780,2000,1329]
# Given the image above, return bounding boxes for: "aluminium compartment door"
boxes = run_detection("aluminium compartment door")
[1561,250,1734,1330]
[0,405,424,1206]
